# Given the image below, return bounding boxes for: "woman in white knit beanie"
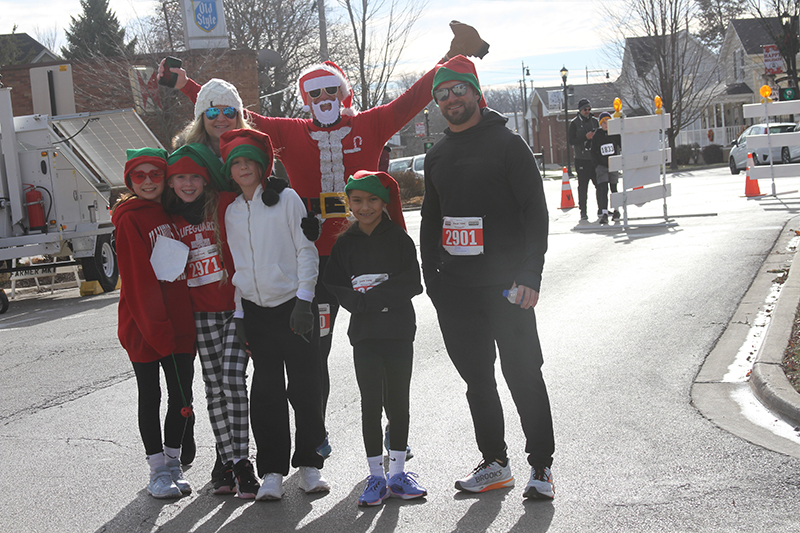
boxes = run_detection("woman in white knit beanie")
[175,78,252,157]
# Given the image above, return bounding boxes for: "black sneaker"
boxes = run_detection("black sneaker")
[233,459,260,499]
[598,213,609,225]
[612,210,621,221]
[213,460,236,495]
[580,213,588,221]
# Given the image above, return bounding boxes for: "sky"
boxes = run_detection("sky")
[0,0,622,90]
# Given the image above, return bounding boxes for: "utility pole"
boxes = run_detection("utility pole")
[318,0,329,61]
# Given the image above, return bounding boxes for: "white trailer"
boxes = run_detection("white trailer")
[0,86,164,313]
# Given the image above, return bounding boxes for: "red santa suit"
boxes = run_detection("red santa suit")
[180,66,436,256]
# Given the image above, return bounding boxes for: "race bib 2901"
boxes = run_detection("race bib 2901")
[442,216,484,256]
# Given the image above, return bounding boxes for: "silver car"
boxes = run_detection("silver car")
[729,122,796,174]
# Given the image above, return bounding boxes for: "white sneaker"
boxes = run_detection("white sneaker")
[455,459,514,493]
[256,473,284,500]
[523,466,555,499]
[298,466,330,493]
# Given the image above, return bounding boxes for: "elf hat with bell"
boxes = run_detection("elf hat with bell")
[124,147,168,191]
[298,61,356,117]
[219,129,274,184]
[345,170,406,230]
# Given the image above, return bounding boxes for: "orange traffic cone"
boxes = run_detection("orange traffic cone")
[744,152,762,197]
[560,167,575,209]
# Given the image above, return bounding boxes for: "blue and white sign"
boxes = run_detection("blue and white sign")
[192,1,218,33]
[182,0,229,49]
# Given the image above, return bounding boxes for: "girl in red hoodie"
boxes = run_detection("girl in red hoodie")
[111,148,196,499]
[163,143,261,498]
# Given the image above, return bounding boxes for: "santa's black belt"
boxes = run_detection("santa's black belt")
[301,193,350,218]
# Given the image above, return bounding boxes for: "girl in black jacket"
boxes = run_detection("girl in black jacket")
[323,171,426,506]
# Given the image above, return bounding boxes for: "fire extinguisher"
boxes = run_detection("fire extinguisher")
[24,184,46,232]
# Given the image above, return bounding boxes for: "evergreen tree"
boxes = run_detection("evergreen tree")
[695,0,748,49]
[61,0,137,59]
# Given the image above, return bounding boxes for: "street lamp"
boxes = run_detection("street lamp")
[781,12,799,90]
[521,62,531,146]
[423,107,431,152]
[560,65,571,176]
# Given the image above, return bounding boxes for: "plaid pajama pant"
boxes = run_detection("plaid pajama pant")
[195,311,249,464]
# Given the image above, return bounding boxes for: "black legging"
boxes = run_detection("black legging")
[353,339,413,458]
[131,353,194,456]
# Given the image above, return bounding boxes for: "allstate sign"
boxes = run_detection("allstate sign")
[192,0,218,33]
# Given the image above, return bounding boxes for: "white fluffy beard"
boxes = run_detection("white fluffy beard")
[312,98,341,126]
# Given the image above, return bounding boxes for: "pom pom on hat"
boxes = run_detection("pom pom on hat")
[124,147,167,191]
[194,78,243,120]
[433,55,486,108]
[298,61,356,117]
[346,170,406,230]
[219,129,274,185]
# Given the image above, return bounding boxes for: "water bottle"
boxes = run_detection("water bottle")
[502,287,518,304]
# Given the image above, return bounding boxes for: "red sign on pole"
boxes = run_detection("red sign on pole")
[415,122,425,137]
[764,44,784,75]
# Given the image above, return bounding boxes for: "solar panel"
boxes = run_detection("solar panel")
[49,109,164,189]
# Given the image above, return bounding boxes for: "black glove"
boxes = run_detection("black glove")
[261,176,289,206]
[301,212,321,241]
[289,298,314,336]
[233,317,250,355]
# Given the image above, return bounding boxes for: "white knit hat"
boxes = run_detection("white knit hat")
[194,78,243,119]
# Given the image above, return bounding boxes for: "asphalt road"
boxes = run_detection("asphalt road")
[2,167,800,532]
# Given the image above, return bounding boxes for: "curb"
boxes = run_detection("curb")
[750,222,800,429]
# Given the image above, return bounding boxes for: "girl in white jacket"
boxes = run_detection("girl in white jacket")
[220,128,329,500]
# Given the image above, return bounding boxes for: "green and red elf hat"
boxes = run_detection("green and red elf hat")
[219,129,274,184]
[345,170,406,230]
[124,147,168,191]
[167,143,225,189]
[432,54,487,108]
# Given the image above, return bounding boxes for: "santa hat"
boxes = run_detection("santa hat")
[219,129,274,184]
[194,78,243,120]
[168,143,226,191]
[298,61,356,117]
[433,55,487,108]
[345,170,406,230]
[124,147,168,191]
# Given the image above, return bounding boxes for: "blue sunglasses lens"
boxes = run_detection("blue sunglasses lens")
[205,107,237,120]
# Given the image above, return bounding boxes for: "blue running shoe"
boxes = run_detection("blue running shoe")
[316,433,332,459]
[388,472,427,500]
[358,475,388,506]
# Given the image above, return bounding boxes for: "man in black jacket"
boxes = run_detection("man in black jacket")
[420,55,555,500]
[568,98,599,220]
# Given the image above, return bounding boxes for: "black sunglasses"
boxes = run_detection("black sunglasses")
[308,86,339,98]
[205,107,237,120]
[434,83,469,102]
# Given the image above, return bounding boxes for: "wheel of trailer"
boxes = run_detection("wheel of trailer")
[81,233,118,293]
[0,289,8,314]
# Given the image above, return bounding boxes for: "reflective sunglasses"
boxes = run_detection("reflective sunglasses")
[204,106,238,120]
[308,86,339,98]
[434,83,469,102]
[129,168,165,184]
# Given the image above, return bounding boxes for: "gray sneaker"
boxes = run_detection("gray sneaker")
[147,465,183,499]
[523,466,555,499]
[454,459,514,493]
[166,459,191,495]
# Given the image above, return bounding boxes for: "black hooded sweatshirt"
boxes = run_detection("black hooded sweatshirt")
[420,108,549,292]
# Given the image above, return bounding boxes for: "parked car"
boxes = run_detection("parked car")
[729,122,796,174]
[388,154,425,179]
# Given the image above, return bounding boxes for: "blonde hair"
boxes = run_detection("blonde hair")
[173,110,254,151]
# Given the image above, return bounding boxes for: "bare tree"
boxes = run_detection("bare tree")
[695,0,749,50]
[336,0,427,110]
[607,0,721,168]
[483,86,522,114]
[33,24,61,55]
[748,0,800,90]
